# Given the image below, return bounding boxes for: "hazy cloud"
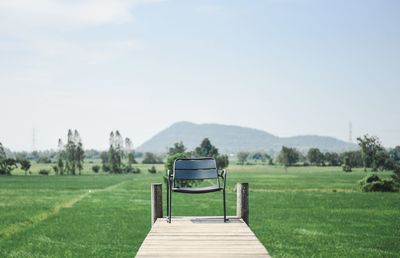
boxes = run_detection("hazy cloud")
[0,0,163,31]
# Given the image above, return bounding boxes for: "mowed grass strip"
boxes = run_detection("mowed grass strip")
[0,166,399,257]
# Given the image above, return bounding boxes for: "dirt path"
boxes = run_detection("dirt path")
[0,179,130,240]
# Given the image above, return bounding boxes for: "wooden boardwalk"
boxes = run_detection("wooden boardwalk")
[135,216,270,258]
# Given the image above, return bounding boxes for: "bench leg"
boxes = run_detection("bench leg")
[168,183,172,223]
[223,189,227,222]
[167,179,170,218]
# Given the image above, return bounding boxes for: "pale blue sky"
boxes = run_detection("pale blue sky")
[0,0,399,151]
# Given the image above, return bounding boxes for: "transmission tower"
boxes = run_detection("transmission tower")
[32,128,36,151]
[348,122,352,150]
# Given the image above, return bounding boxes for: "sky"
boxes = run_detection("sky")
[0,0,399,151]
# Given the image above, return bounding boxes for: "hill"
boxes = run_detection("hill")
[137,121,357,154]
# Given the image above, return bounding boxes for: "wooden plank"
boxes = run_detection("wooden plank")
[135,217,270,258]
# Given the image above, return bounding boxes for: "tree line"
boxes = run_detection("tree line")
[268,135,400,172]
[1,132,399,183]
[268,134,400,192]
[0,132,229,176]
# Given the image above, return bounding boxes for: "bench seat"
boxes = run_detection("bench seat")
[172,186,222,194]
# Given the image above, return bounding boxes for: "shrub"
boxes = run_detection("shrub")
[365,174,380,183]
[142,152,163,164]
[342,164,352,172]
[148,166,157,174]
[37,157,52,164]
[92,165,100,173]
[165,153,188,173]
[164,152,197,187]
[38,169,50,176]
[125,165,140,174]
[102,164,110,172]
[359,174,398,192]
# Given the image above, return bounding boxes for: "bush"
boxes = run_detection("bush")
[125,165,140,174]
[148,166,157,174]
[37,157,52,164]
[102,164,110,172]
[164,153,198,187]
[342,164,352,172]
[359,174,398,192]
[38,169,50,176]
[92,165,100,173]
[164,153,188,173]
[142,152,163,164]
[365,174,380,183]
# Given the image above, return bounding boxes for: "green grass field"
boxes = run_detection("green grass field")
[0,164,399,257]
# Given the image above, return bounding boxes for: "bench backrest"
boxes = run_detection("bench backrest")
[173,158,218,180]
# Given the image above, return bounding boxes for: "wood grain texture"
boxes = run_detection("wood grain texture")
[135,217,270,258]
[151,184,163,225]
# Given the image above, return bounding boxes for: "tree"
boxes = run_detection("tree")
[168,142,186,156]
[389,146,400,162]
[60,129,85,175]
[74,130,85,175]
[31,151,40,161]
[276,146,299,168]
[108,139,118,173]
[19,159,31,175]
[65,129,77,175]
[148,166,157,174]
[194,138,218,157]
[57,139,64,175]
[0,143,17,175]
[357,135,384,171]
[307,148,324,166]
[165,152,188,173]
[92,165,100,173]
[142,152,162,164]
[193,138,229,169]
[340,150,363,171]
[324,152,340,166]
[237,152,250,165]
[125,137,137,167]
[250,152,271,164]
[100,151,109,172]
[108,131,124,173]
[216,154,229,170]
[164,152,191,186]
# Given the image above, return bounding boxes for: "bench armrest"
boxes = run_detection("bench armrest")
[218,169,228,189]
[167,169,173,178]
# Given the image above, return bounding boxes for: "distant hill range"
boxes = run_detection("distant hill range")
[137,121,358,154]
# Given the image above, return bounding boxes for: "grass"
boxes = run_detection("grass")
[0,164,399,257]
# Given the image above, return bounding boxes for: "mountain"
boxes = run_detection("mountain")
[137,121,357,154]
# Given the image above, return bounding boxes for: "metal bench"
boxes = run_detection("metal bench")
[166,157,228,223]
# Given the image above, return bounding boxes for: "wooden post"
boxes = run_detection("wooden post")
[151,183,163,225]
[237,183,249,225]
